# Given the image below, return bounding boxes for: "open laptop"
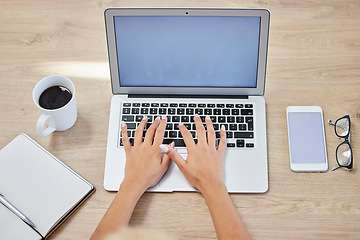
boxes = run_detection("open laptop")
[104,8,269,193]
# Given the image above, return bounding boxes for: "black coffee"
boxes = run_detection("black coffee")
[39,85,72,110]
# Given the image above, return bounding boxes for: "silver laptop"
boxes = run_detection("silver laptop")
[104,8,269,193]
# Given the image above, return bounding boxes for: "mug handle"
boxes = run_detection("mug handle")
[36,113,56,136]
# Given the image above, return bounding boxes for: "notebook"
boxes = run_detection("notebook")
[0,134,95,240]
[104,8,269,193]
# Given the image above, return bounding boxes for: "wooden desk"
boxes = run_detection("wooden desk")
[1,1,359,239]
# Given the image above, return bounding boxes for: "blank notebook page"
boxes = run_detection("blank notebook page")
[0,134,93,237]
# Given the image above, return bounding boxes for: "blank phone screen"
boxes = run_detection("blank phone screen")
[288,112,326,163]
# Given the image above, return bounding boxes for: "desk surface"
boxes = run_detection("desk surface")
[1,1,359,239]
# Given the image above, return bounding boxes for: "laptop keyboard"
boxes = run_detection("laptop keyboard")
[119,102,255,149]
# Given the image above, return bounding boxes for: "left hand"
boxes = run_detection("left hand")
[120,116,171,192]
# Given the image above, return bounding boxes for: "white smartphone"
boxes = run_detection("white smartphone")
[286,106,328,172]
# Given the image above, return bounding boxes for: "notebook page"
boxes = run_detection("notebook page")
[0,134,93,236]
[0,204,42,240]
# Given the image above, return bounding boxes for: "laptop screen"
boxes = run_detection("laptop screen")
[113,16,261,88]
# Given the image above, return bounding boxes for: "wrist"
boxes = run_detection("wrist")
[119,179,148,198]
[199,180,227,198]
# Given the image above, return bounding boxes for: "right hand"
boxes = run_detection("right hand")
[160,115,227,193]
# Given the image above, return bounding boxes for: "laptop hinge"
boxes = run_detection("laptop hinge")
[128,94,249,99]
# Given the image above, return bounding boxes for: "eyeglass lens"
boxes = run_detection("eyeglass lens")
[336,143,352,166]
[335,118,349,137]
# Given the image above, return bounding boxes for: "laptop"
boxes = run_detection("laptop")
[104,8,269,193]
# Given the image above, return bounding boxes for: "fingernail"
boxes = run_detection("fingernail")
[159,144,169,153]
[194,114,200,118]
[221,125,226,131]
[206,115,211,120]
[155,116,161,120]
[142,115,148,120]
[121,121,126,127]
[179,122,184,126]
[170,141,175,147]
[162,115,167,119]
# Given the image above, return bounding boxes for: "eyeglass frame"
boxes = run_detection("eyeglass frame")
[328,115,353,170]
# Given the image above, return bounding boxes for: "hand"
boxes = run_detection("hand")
[160,115,226,193]
[121,116,171,192]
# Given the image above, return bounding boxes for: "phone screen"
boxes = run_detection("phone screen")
[288,112,326,164]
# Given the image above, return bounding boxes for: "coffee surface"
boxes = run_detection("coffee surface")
[39,85,72,110]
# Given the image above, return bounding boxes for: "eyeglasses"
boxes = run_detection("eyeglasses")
[328,115,353,171]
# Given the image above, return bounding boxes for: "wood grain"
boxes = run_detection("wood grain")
[0,0,359,239]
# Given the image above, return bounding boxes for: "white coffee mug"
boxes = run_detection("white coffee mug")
[33,75,77,136]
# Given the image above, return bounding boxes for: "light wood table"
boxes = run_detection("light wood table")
[1,1,359,239]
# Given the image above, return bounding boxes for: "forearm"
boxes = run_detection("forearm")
[201,182,251,240]
[90,181,146,240]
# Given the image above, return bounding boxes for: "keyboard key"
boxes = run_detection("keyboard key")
[210,116,216,122]
[159,108,166,114]
[231,109,240,115]
[132,108,139,114]
[122,108,130,114]
[141,108,148,114]
[234,132,254,138]
[236,116,244,123]
[172,116,180,122]
[127,123,136,129]
[166,123,173,130]
[123,103,131,107]
[170,103,178,107]
[227,143,235,147]
[239,124,247,130]
[230,124,237,130]
[177,108,185,115]
[132,103,140,107]
[184,123,191,130]
[246,143,254,148]
[195,109,203,115]
[207,104,215,107]
[217,104,225,108]
[169,131,177,138]
[142,103,150,107]
[241,109,253,115]
[218,116,226,123]
[226,104,234,108]
[163,138,186,147]
[236,139,245,147]
[168,108,176,115]
[227,116,235,123]
[181,116,190,122]
[226,132,233,138]
[122,115,134,122]
[150,108,158,114]
[235,104,244,108]
[204,109,212,115]
[179,103,187,107]
[245,104,253,108]
[151,103,159,107]
[160,103,168,107]
[186,109,194,115]
[214,109,221,115]
[189,104,196,107]
[135,115,143,122]
[198,104,206,108]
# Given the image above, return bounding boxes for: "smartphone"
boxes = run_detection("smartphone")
[286,106,328,172]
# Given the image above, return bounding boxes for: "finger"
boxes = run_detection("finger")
[161,141,174,168]
[153,115,167,146]
[205,115,216,148]
[134,116,148,146]
[179,123,196,149]
[217,125,227,153]
[144,116,161,144]
[194,114,206,144]
[121,121,131,152]
[160,143,186,170]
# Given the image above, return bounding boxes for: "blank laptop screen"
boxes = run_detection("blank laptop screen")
[114,16,261,88]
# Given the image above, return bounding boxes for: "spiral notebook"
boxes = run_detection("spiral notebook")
[0,134,95,240]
